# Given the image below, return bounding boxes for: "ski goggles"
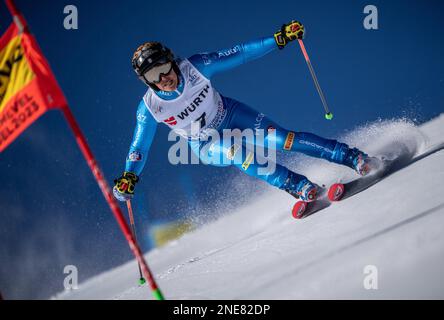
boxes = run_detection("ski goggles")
[143,62,173,84]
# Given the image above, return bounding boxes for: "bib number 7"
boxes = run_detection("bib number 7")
[195,112,206,128]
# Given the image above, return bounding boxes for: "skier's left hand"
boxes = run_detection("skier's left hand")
[274,20,305,49]
[113,171,139,202]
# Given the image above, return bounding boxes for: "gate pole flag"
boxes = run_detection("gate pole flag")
[2,0,164,299]
[0,2,66,151]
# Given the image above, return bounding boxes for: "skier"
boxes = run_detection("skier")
[113,21,379,205]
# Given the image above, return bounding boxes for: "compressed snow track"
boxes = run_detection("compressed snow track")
[55,115,444,300]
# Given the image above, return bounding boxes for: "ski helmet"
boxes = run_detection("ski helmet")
[131,42,180,91]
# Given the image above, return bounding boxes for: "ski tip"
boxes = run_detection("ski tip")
[292,201,307,219]
[328,183,345,202]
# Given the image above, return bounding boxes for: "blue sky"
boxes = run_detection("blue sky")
[0,0,443,299]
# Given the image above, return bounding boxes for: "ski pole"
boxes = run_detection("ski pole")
[126,200,146,285]
[297,39,333,120]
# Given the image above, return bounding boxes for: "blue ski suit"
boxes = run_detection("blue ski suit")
[124,36,356,190]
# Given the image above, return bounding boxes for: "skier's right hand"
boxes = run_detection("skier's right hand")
[274,20,305,49]
[113,171,139,202]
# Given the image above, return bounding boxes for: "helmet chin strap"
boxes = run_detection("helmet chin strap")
[148,82,161,91]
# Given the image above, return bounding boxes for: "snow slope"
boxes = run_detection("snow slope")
[55,114,444,299]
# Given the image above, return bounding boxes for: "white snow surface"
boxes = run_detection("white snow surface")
[55,114,444,300]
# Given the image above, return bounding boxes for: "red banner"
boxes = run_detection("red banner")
[2,0,164,299]
[0,22,67,152]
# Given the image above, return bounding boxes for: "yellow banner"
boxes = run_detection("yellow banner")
[0,34,34,111]
[0,22,67,152]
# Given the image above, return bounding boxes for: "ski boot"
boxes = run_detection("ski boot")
[345,148,382,176]
[281,172,327,219]
[281,172,320,202]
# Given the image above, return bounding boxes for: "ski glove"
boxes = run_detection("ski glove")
[274,20,305,49]
[113,171,139,202]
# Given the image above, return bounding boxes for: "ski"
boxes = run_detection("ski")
[292,198,329,219]
[295,147,434,218]
[292,183,345,219]
[330,154,413,202]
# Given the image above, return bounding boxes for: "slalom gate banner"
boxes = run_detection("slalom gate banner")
[0,22,67,152]
[1,0,163,299]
